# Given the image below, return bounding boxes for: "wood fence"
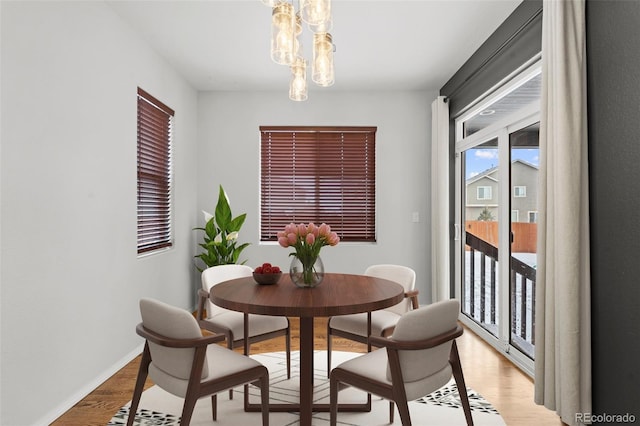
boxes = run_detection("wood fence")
[465,221,537,253]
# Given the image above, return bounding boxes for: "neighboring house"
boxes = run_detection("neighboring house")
[465,159,538,223]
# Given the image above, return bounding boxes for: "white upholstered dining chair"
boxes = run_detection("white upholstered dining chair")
[128,298,270,426]
[326,264,418,373]
[329,299,473,426]
[196,264,291,395]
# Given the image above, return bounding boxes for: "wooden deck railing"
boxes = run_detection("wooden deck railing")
[465,231,536,354]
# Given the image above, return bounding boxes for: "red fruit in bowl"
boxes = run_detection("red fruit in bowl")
[255,263,280,274]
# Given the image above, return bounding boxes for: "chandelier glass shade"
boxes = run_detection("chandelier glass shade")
[289,57,308,101]
[312,32,334,87]
[270,2,297,66]
[300,0,332,32]
[263,0,334,101]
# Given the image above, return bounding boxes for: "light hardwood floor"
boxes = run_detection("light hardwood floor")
[52,318,565,426]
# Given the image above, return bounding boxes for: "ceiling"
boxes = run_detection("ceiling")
[464,72,541,135]
[106,0,522,93]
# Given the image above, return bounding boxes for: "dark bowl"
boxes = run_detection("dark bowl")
[253,271,282,285]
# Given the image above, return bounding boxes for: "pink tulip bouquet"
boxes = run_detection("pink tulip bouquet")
[278,223,339,285]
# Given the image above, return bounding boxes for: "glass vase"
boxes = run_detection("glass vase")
[289,255,324,288]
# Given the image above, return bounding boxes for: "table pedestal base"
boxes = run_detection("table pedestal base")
[243,317,372,426]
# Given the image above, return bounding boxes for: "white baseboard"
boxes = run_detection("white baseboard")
[33,343,144,426]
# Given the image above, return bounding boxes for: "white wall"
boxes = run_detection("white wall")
[0,2,198,425]
[196,90,435,299]
[1,3,438,424]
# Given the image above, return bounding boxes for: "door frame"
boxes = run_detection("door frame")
[454,72,540,376]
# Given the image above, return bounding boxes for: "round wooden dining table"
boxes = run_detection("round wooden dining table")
[209,272,405,426]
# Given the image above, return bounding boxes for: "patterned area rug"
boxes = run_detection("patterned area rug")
[109,351,504,426]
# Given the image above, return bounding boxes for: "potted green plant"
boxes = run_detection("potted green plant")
[194,185,250,271]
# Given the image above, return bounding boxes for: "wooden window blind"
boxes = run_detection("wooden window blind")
[137,88,174,254]
[260,126,376,242]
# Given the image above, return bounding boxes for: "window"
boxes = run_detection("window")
[528,211,538,223]
[137,88,174,254]
[477,186,492,200]
[511,210,520,222]
[260,126,376,242]
[514,186,527,197]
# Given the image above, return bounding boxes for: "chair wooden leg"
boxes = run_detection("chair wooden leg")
[259,369,270,426]
[450,341,474,426]
[329,372,339,426]
[389,400,394,423]
[286,327,291,379]
[211,394,217,421]
[395,398,412,426]
[366,312,372,353]
[180,346,209,426]
[180,394,198,426]
[227,339,234,400]
[327,323,332,377]
[127,344,151,426]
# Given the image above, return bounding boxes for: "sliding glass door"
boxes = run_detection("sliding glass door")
[454,66,540,374]
[461,137,502,339]
[509,123,539,359]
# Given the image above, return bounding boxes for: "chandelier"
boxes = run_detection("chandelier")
[260,0,335,101]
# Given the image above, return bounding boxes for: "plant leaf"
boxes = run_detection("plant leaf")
[204,218,217,238]
[215,185,232,231]
[229,213,247,232]
[232,243,250,263]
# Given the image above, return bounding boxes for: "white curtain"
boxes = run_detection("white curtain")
[431,96,450,302]
[535,1,591,425]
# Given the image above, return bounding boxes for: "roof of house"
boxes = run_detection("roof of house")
[466,159,538,185]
